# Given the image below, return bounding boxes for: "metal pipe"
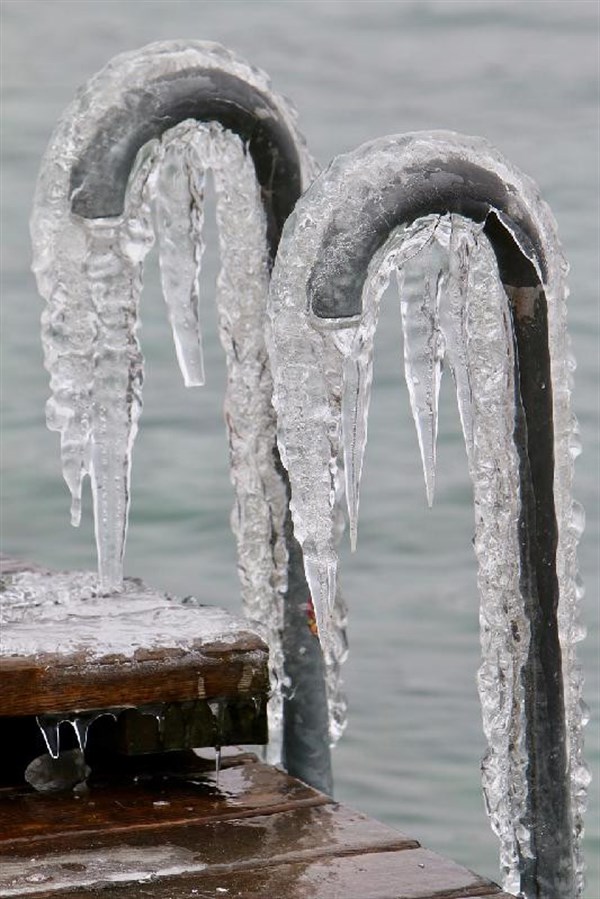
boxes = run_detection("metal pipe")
[295,132,575,896]
[67,41,332,795]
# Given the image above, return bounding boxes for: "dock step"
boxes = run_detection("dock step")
[0,752,515,899]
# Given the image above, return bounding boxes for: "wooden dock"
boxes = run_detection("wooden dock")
[1,558,515,898]
[0,750,515,899]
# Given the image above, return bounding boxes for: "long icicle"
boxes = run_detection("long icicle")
[155,137,206,388]
[398,218,447,507]
[189,123,290,763]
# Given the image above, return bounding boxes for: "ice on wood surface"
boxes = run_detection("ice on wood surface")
[268,131,586,891]
[30,40,318,763]
[1,568,261,658]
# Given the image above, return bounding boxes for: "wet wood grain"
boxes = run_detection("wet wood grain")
[0,646,268,718]
[0,755,514,899]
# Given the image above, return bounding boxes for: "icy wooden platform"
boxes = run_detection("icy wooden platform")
[0,751,515,899]
[0,558,268,762]
[0,558,267,720]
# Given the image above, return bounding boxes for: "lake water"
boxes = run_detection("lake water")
[1,0,598,893]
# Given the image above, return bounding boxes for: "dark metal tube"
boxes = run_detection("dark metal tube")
[308,147,546,320]
[70,67,303,262]
[69,47,332,795]
[304,134,574,896]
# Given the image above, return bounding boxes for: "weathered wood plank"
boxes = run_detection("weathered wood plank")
[0,758,328,847]
[0,804,420,895]
[0,650,268,718]
[453,894,516,899]
[138,847,499,899]
[0,752,512,899]
[1,800,418,859]
[7,848,503,899]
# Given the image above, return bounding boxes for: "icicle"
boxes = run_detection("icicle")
[397,219,447,506]
[333,315,375,557]
[208,699,226,749]
[34,140,158,593]
[70,717,89,752]
[336,230,417,555]
[155,137,206,387]
[40,266,96,530]
[340,354,368,550]
[36,716,61,759]
[215,746,222,786]
[36,710,120,760]
[325,556,349,746]
[185,123,291,764]
[436,217,477,457]
[303,556,338,651]
[68,711,115,751]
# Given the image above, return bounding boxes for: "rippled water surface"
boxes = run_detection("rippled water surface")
[1,1,598,893]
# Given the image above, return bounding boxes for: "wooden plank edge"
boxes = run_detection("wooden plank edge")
[13,849,509,899]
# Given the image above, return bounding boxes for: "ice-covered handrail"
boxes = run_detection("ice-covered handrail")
[30,40,339,794]
[268,131,586,898]
[68,45,306,257]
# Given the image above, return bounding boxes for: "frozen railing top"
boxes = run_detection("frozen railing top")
[305,131,554,321]
[34,40,315,255]
[267,131,585,898]
[268,130,570,609]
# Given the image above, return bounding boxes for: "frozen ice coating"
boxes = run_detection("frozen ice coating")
[1,568,260,659]
[442,219,530,887]
[192,124,290,762]
[30,40,321,764]
[33,712,113,763]
[268,131,586,895]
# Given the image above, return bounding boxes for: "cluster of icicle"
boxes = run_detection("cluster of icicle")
[29,40,337,764]
[267,134,587,893]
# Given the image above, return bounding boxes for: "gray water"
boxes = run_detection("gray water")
[1,1,598,893]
